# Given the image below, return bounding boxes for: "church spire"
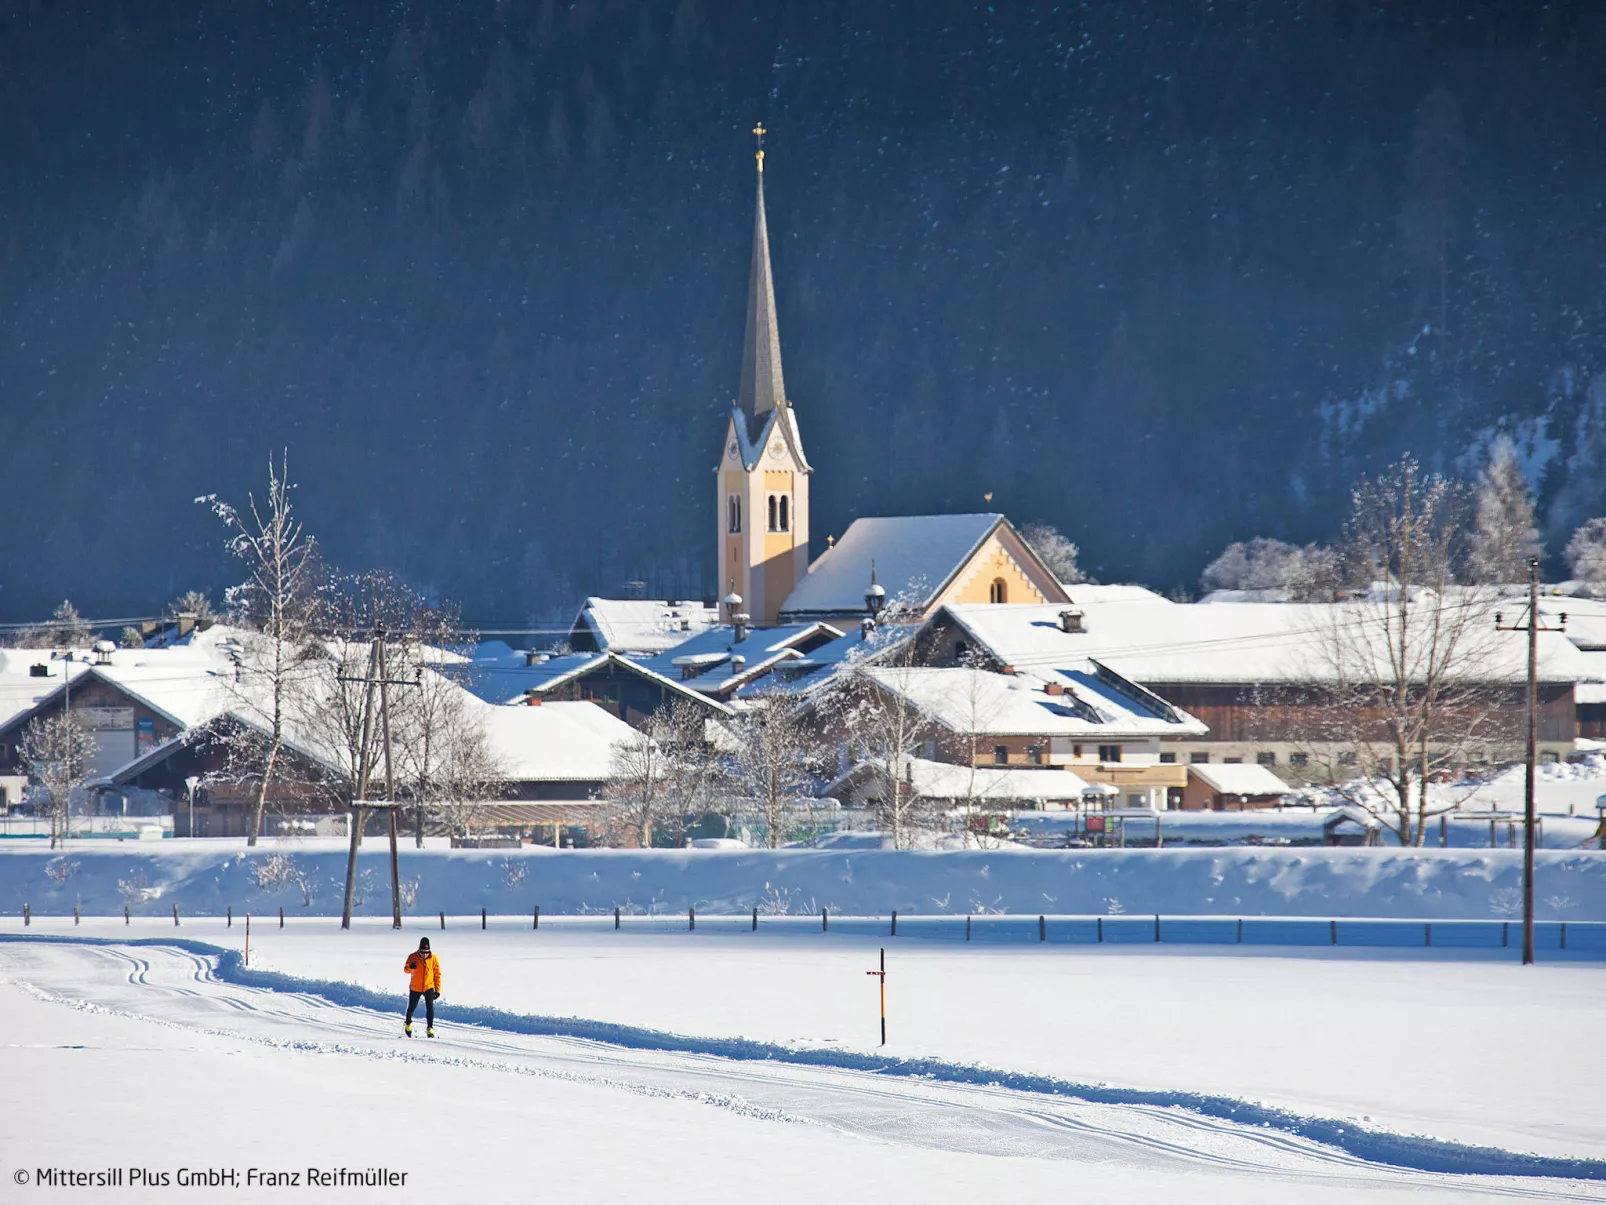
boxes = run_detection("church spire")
[737,123,786,430]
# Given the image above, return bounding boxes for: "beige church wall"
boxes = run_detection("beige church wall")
[942,533,1053,606]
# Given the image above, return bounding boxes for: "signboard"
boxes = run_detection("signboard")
[1085,815,1106,833]
[136,716,155,755]
[77,707,134,731]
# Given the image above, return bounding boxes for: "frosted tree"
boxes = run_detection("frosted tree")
[19,713,98,849]
[603,727,670,848]
[1465,436,1540,584]
[163,589,216,625]
[1020,522,1085,585]
[724,692,820,848]
[1564,518,1606,590]
[203,452,320,845]
[1200,537,1337,599]
[19,600,92,649]
[1300,457,1510,845]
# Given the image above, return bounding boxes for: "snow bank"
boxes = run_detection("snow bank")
[2,840,1604,921]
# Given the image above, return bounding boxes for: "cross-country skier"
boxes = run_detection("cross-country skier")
[403,937,442,1038]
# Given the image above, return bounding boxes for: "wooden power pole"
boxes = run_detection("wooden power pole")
[1496,559,1565,966]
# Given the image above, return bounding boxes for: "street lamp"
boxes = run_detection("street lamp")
[184,776,201,838]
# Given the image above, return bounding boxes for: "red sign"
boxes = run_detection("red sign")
[1085,815,1106,833]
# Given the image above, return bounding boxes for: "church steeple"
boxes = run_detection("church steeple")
[716,124,811,628]
[737,123,786,432]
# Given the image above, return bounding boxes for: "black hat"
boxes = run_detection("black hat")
[418,937,431,951]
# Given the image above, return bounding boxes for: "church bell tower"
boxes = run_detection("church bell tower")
[715,125,811,627]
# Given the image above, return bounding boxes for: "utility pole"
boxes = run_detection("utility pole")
[338,622,420,931]
[1495,559,1565,966]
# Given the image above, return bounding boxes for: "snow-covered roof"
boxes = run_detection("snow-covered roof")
[859,665,1207,739]
[475,699,636,782]
[1526,595,1606,652]
[937,601,1594,686]
[570,597,722,655]
[462,646,732,715]
[1062,584,1174,606]
[828,756,1088,804]
[1187,762,1290,797]
[0,651,93,731]
[635,622,843,698]
[780,514,1007,618]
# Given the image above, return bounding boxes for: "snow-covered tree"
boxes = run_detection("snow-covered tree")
[1020,522,1085,585]
[1465,436,1541,584]
[17,600,92,649]
[1199,537,1337,599]
[602,727,670,848]
[19,712,98,849]
[724,692,820,848]
[1565,518,1606,589]
[203,452,320,845]
[163,589,216,625]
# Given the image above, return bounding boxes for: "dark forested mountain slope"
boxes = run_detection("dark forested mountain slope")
[2,1,1604,622]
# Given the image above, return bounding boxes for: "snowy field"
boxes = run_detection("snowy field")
[3,839,1605,921]
[3,921,1604,1203]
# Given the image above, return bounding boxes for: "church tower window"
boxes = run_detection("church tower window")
[767,495,778,532]
[779,495,790,532]
[989,578,1008,604]
[728,495,742,534]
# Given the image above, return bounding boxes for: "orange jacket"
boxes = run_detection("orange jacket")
[404,951,442,994]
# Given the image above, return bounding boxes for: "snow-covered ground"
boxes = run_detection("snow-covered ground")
[3,923,1604,1202]
[2,839,1603,921]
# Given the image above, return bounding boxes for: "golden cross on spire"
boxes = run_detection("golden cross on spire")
[753,122,766,172]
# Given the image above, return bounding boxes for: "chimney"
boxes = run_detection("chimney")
[1000,664,1016,676]
[1044,682,1064,696]
[525,650,539,667]
[1058,608,1085,634]
[523,691,543,707]
[28,664,48,678]
[177,611,198,639]
[733,613,750,644]
[730,654,747,675]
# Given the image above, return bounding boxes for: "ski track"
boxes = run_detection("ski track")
[1,936,1602,1201]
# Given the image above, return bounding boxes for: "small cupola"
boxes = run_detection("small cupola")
[865,560,886,616]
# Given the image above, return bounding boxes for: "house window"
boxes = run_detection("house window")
[1256,752,1276,766]
[1189,751,1210,764]
[767,495,778,531]
[727,495,742,534]
[988,578,1008,604]
[993,744,1008,765]
[1159,752,1176,764]
[1072,744,1083,759]
[1027,745,1042,765]
[1224,756,1243,764]
[1098,744,1121,763]
[1127,792,1145,809]
[1290,752,1309,768]
[779,495,790,532]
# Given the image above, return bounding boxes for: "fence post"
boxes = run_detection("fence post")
[966,915,972,942]
[689,906,695,931]
[439,911,445,930]
[1236,917,1243,943]
[1425,922,1431,947]
[614,906,620,930]
[1097,917,1103,943]
[1502,921,1509,948]
[751,906,758,931]
[279,906,284,929]
[822,907,828,932]
[74,903,80,925]
[1154,915,1160,942]
[1039,915,1046,942]
[481,907,487,930]
[228,906,233,928]
[1561,922,1567,951]
[1330,919,1337,945]
[533,905,540,931]
[173,903,180,926]
[125,904,130,925]
[23,903,29,927]
[890,910,897,937]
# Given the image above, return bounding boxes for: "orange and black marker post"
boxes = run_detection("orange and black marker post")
[866,947,886,1045]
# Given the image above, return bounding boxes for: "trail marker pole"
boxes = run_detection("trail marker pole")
[865,947,886,1046]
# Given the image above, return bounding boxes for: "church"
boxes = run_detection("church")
[714,129,1069,630]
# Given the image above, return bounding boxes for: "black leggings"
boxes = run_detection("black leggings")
[406,990,436,1027]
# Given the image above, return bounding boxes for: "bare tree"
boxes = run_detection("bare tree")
[203,452,320,845]
[19,713,98,848]
[1300,456,1510,845]
[602,726,669,847]
[395,665,502,842]
[1020,522,1085,585]
[947,650,1011,843]
[724,692,820,848]
[1466,435,1540,584]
